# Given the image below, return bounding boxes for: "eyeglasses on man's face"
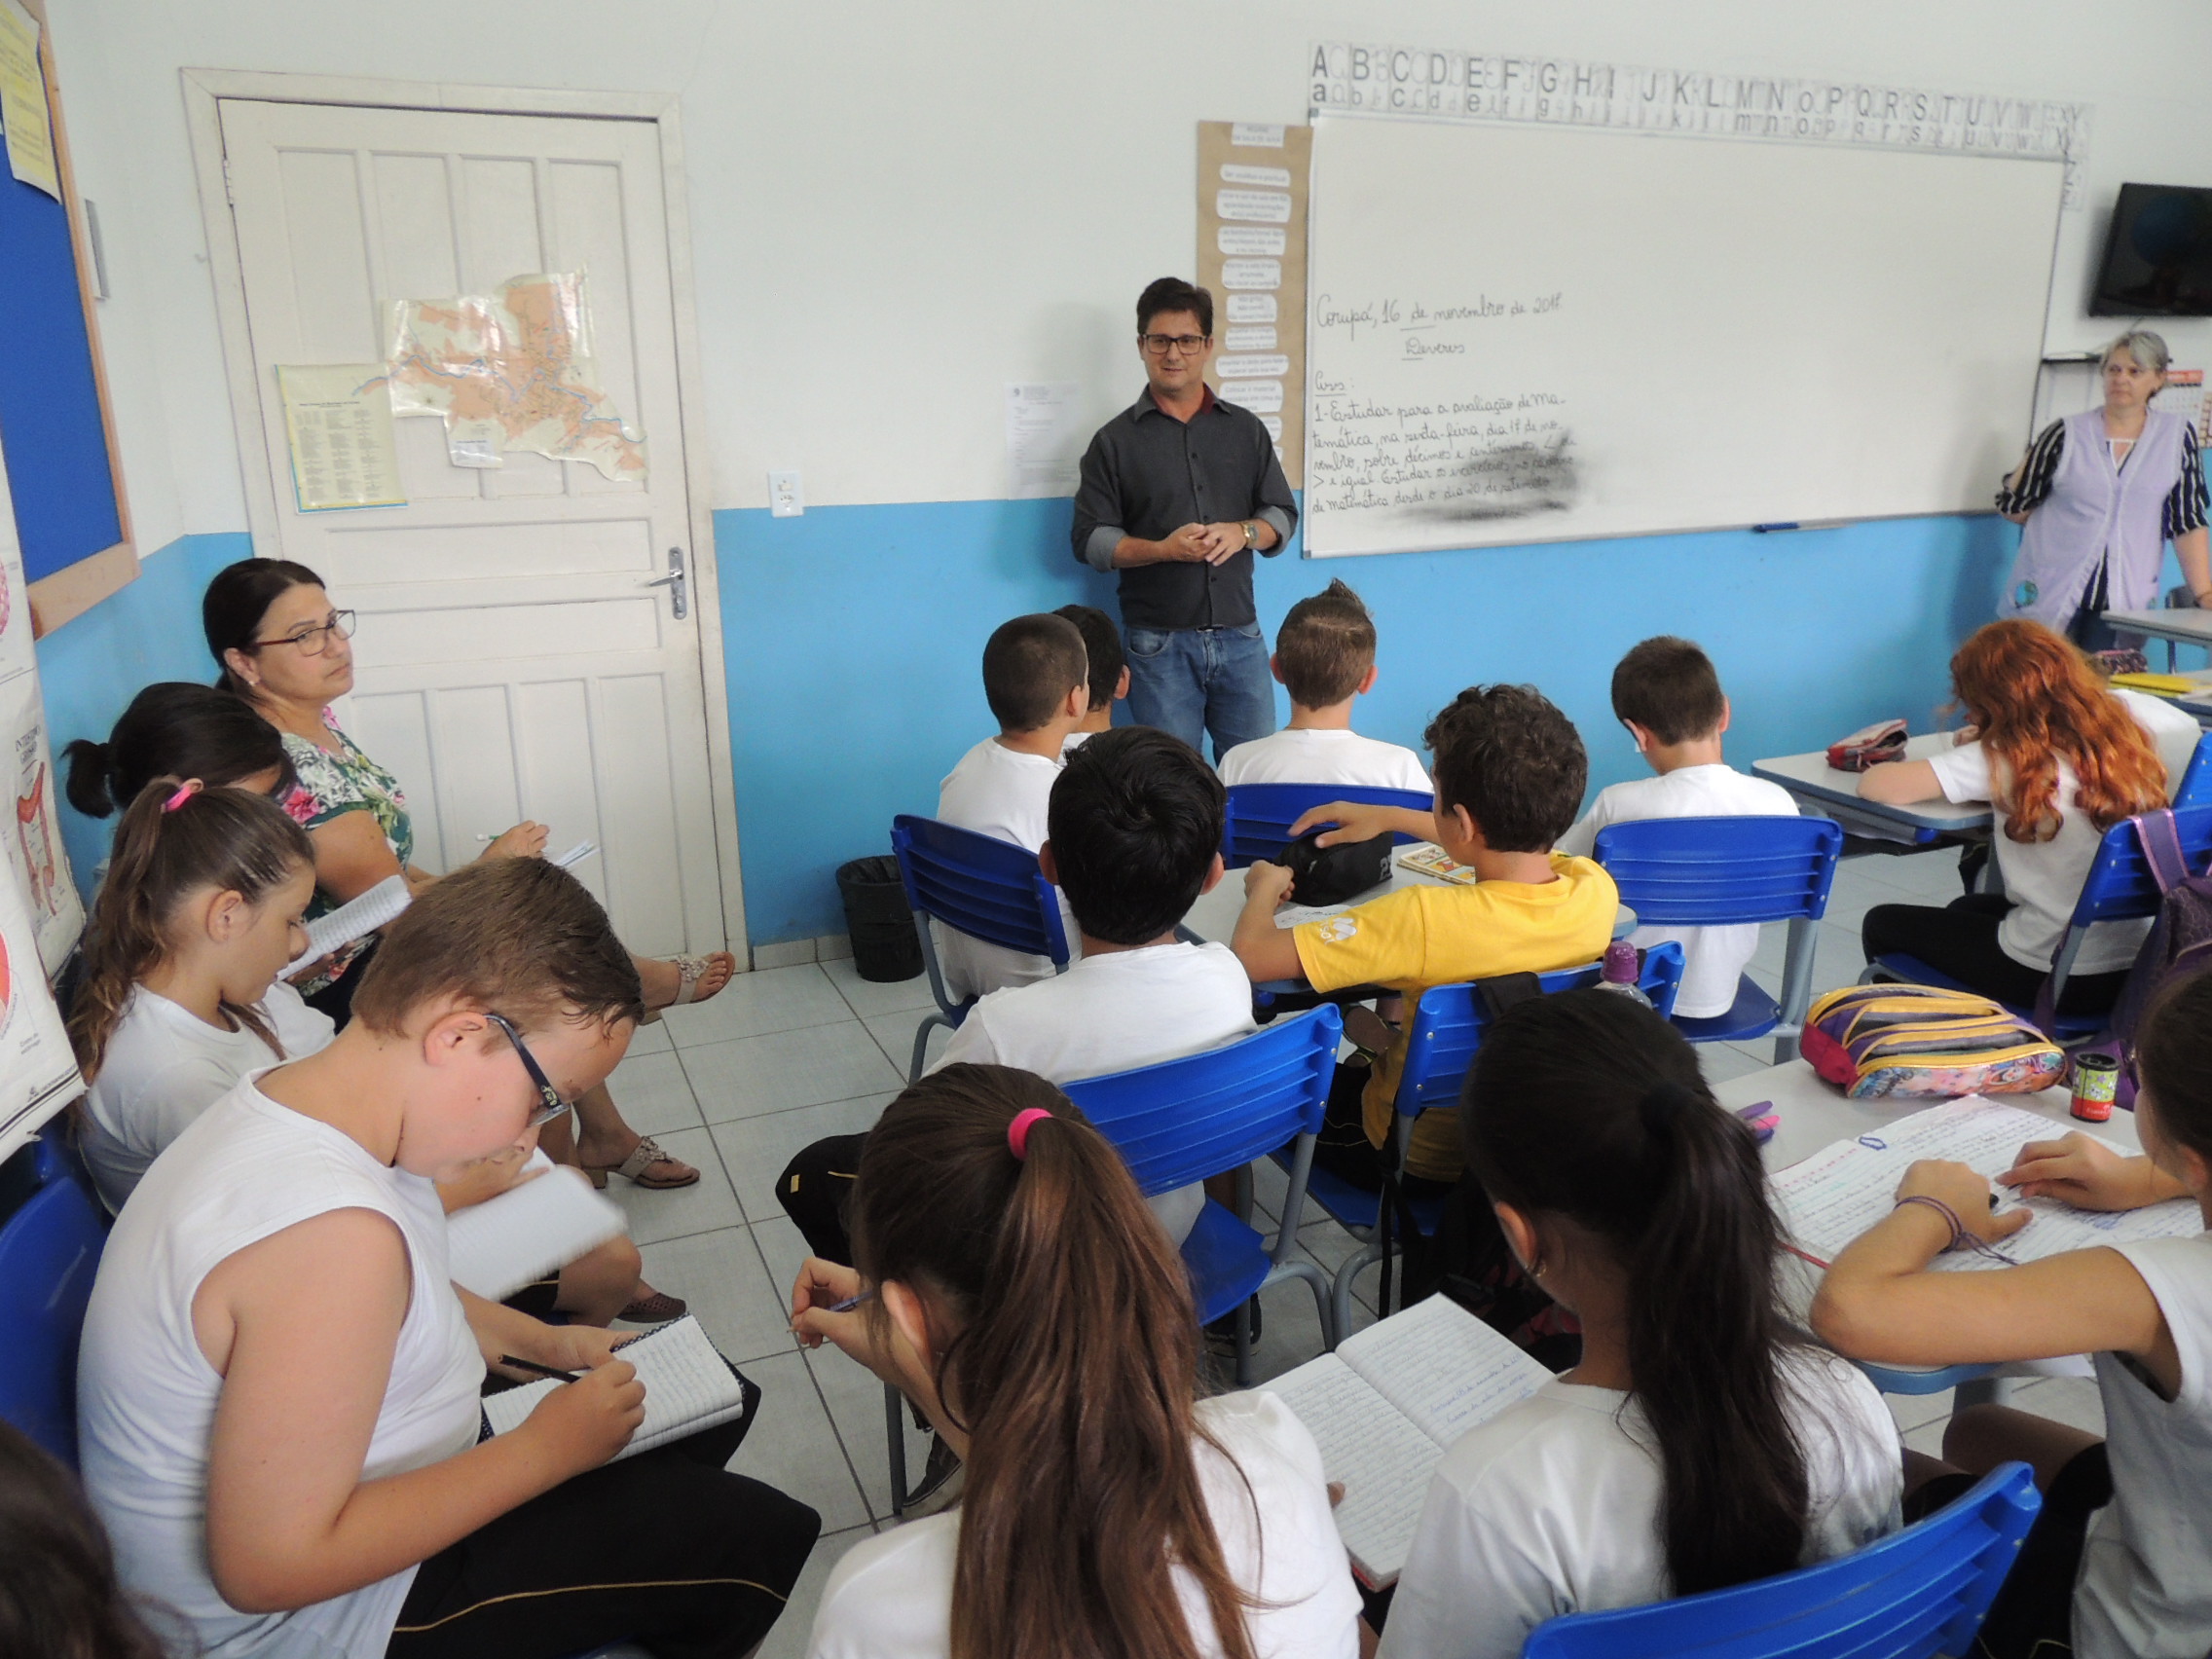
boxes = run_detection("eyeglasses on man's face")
[484,1012,574,1130]
[253,609,357,656]
[1140,332,1210,356]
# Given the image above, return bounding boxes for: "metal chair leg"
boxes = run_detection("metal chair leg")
[884,1381,909,1518]
[907,1014,950,1083]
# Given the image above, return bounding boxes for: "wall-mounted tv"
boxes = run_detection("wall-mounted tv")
[2090,183,2212,317]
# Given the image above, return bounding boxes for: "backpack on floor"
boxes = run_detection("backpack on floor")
[2049,808,2212,1109]
[1802,984,2065,1099]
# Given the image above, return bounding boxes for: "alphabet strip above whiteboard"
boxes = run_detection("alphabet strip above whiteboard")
[1309,44,2091,206]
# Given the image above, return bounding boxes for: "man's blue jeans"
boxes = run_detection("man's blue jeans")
[1123,622,1276,764]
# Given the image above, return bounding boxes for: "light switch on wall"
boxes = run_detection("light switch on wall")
[769,469,804,517]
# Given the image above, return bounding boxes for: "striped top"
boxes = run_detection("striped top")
[1997,418,2209,540]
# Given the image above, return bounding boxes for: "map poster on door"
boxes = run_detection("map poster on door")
[385,271,648,482]
[1197,121,1313,491]
[0,429,83,973]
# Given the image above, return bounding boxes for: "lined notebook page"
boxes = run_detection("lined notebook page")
[1339,1294,1551,1446]
[1267,1354,1447,1585]
[447,1167,627,1302]
[285,873,411,974]
[481,1315,750,1459]
[1772,1094,2203,1269]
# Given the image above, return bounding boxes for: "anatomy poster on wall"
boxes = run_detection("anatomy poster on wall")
[0,430,83,972]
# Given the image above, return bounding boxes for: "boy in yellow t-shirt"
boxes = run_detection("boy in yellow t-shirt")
[1231,684,1617,1188]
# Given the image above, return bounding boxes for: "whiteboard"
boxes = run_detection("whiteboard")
[1303,116,2064,557]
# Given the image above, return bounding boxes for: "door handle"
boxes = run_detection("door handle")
[643,546,688,620]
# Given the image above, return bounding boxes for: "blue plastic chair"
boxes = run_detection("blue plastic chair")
[1297,944,1684,1335]
[1220,783,1432,868]
[891,814,1072,1081]
[1521,1461,2041,1659]
[1594,815,1843,1063]
[878,1008,1343,1515]
[1064,1005,1342,1381]
[0,1134,109,1468]
[1864,803,2212,1042]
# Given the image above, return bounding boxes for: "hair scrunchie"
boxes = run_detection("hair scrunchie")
[162,778,204,813]
[1007,1107,1053,1161]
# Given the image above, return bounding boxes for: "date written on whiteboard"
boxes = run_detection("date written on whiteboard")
[1313,291,1565,342]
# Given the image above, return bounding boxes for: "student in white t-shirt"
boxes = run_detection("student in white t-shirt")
[932,611,1088,1002]
[1381,990,1900,1659]
[76,859,819,1659]
[1555,636,1799,1019]
[1813,967,2212,1659]
[1216,579,1430,794]
[66,778,651,1326]
[1053,602,1128,756]
[791,1065,1359,1659]
[1860,619,2199,1016]
[778,725,1253,1258]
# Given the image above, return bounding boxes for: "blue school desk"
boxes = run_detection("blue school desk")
[1719,1056,2137,1408]
[1751,750,1994,847]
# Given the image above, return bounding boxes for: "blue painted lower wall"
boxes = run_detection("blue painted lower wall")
[716,500,2023,945]
[38,532,251,896]
[43,510,2180,951]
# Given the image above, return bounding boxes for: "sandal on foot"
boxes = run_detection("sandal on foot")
[584,1136,700,1191]
[663,951,735,1008]
[619,1289,688,1322]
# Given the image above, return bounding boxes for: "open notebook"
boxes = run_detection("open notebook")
[446,1165,628,1302]
[1269,1295,1552,1588]
[480,1315,753,1460]
[284,873,411,976]
[1772,1093,2204,1271]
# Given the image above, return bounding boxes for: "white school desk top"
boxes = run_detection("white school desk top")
[2104,607,2212,649]
[1178,861,1637,950]
[1713,1057,2140,1172]
[1751,751,1995,844]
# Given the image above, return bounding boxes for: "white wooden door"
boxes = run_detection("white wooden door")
[217,98,727,959]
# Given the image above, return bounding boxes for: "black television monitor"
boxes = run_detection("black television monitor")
[2090,183,2212,316]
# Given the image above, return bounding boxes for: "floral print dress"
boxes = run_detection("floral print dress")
[280,709,414,993]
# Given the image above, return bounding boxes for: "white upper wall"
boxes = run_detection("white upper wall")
[42,0,2212,544]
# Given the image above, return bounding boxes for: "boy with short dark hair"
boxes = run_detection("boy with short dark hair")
[780,725,1249,1257]
[1217,579,1430,793]
[1555,636,1797,1019]
[934,612,1088,1001]
[1052,603,1128,753]
[1232,684,1616,1187]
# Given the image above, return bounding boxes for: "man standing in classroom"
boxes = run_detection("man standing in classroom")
[1071,276,1296,761]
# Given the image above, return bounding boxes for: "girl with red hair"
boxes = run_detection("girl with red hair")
[1858,619,2199,1014]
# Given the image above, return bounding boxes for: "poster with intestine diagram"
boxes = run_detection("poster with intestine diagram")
[0,444,85,974]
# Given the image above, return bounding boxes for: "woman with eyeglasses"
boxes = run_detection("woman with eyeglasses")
[203,557,727,1193]
[76,859,820,1659]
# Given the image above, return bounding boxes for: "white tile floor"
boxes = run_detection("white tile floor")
[593,846,2101,1657]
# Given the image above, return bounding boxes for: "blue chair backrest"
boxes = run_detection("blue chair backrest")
[1392,942,1685,1119]
[1221,784,1433,868]
[2171,731,2212,811]
[1061,1006,1341,1196]
[2066,804,2212,929]
[891,814,1070,965]
[0,1140,107,1468]
[1592,815,1843,927]
[1521,1461,2040,1659]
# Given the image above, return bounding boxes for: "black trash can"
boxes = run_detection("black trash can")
[838,855,924,982]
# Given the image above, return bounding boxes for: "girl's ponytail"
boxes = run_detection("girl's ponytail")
[1463,990,1811,1596]
[854,1065,1259,1659]
[61,683,293,820]
[67,781,314,1082]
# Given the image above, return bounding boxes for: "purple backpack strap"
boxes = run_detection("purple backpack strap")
[2133,808,2191,896]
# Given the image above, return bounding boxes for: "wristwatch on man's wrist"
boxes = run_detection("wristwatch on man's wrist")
[1241,520,1257,549]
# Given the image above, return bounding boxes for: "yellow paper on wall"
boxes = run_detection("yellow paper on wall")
[0,0,58,201]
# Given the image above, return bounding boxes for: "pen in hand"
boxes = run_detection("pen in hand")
[498,1355,582,1382]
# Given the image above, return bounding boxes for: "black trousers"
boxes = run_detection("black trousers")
[1906,1443,2111,1659]
[778,1133,866,1266]
[1861,895,2129,1017]
[386,1417,819,1659]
